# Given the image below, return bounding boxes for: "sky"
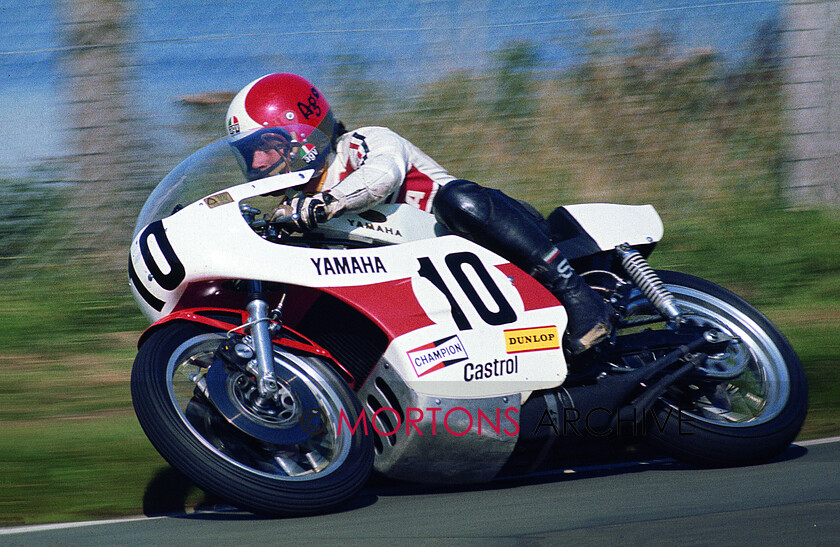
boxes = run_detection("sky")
[0,0,780,177]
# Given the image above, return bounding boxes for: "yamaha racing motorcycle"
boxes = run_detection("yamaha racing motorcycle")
[129,132,807,517]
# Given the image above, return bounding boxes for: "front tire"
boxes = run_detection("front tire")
[131,322,373,516]
[636,271,808,466]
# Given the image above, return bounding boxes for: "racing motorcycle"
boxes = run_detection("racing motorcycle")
[129,132,807,517]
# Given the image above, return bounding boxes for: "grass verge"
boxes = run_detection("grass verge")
[0,301,837,526]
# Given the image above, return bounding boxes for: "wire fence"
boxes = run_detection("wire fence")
[0,0,837,274]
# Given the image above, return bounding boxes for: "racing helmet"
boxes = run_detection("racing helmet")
[229,123,331,182]
[225,73,338,145]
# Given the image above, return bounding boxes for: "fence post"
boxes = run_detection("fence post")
[62,0,152,271]
[781,0,840,207]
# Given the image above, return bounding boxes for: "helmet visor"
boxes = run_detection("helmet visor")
[230,124,331,182]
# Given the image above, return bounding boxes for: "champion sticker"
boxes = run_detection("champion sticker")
[407,335,469,377]
[504,326,560,354]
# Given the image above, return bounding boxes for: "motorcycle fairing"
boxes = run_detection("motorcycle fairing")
[129,173,570,398]
[129,170,666,399]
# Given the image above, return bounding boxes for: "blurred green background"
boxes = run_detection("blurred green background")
[1,0,838,526]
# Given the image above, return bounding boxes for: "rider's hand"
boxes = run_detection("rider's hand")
[270,191,344,232]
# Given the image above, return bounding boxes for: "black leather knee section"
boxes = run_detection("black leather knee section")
[434,179,557,271]
[433,179,493,236]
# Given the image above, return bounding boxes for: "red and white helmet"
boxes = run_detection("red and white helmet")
[225,73,337,144]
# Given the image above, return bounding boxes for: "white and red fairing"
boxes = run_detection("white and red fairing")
[130,166,663,399]
[130,177,564,398]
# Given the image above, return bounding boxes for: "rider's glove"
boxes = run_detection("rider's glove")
[270,191,344,232]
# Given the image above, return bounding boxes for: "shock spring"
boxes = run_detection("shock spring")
[616,244,682,323]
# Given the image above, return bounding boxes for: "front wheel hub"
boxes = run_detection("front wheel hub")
[204,355,322,445]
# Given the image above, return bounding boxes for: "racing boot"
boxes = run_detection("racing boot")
[534,251,614,354]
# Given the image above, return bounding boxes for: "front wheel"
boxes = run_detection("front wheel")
[131,322,373,516]
[631,271,808,467]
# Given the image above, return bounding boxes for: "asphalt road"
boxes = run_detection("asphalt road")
[3,438,839,546]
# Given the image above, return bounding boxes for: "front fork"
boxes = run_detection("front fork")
[245,280,282,402]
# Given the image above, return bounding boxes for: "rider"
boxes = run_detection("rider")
[225,73,612,354]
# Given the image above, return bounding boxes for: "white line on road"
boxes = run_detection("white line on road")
[0,516,165,536]
[795,435,840,447]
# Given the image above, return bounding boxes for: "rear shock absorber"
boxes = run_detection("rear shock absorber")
[616,243,682,323]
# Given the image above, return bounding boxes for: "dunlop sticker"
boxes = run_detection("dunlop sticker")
[504,325,560,354]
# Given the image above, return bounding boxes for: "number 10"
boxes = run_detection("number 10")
[417,252,517,330]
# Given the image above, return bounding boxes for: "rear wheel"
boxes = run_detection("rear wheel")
[626,271,807,466]
[131,322,373,516]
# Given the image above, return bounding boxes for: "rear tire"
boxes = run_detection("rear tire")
[131,322,373,516]
[638,271,807,466]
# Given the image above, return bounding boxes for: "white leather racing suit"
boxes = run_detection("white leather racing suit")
[318,126,456,214]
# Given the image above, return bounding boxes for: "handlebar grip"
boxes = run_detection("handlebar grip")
[270,213,299,226]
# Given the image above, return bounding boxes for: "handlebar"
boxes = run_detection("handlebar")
[239,201,300,239]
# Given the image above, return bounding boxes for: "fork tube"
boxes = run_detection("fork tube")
[246,280,279,399]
